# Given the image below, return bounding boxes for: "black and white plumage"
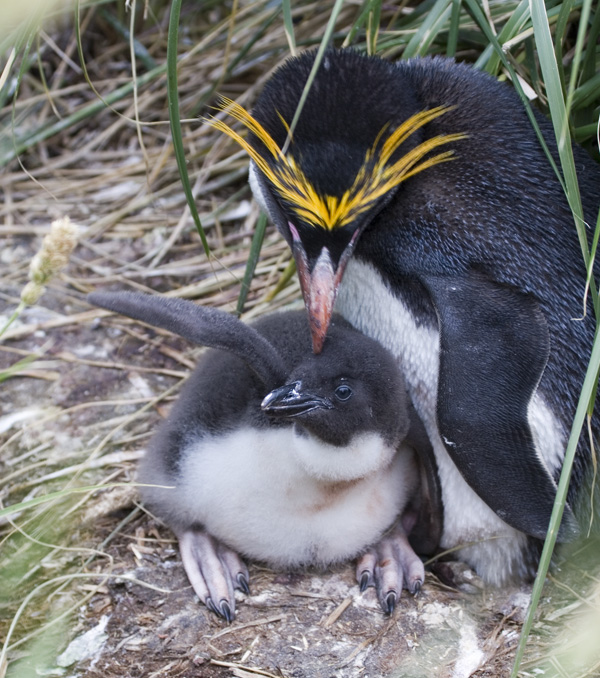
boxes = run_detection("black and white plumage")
[89,291,441,620]
[213,49,600,584]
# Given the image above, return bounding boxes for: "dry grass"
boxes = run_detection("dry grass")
[1,1,599,676]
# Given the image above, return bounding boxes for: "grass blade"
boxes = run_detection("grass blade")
[581,4,600,86]
[464,0,567,195]
[98,6,157,71]
[509,2,600,673]
[283,0,347,152]
[0,47,17,94]
[166,0,209,256]
[0,354,38,384]
[564,0,594,118]
[342,0,373,48]
[552,0,573,94]
[529,0,597,315]
[402,0,453,59]
[366,0,382,55]
[510,311,600,677]
[282,0,297,55]
[0,484,135,520]
[237,212,268,315]
[479,0,530,74]
[446,0,462,57]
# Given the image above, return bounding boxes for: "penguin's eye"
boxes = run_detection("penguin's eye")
[334,384,353,401]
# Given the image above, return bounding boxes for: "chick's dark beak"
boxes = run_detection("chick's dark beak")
[261,381,333,417]
[289,223,360,354]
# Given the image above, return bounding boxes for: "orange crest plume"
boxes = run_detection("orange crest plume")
[207,97,466,231]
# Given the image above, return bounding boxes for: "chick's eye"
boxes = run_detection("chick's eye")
[334,384,353,401]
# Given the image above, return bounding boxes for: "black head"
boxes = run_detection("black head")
[261,316,409,448]
[209,49,465,351]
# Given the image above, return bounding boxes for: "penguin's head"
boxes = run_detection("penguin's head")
[261,318,409,449]
[208,50,465,352]
[260,318,410,482]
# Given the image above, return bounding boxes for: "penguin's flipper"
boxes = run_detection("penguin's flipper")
[356,523,425,614]
[88,291,287,389]
[178,527,250,622]
[421,274,575,540]
[405,405,443,556]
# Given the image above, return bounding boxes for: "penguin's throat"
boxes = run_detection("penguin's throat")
[290,427,397,482]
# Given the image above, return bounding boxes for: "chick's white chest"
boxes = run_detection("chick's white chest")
[175,427,416,568]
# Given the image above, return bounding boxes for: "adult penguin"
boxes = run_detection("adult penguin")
[210,49,600,585]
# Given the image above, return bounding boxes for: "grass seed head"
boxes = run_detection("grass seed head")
[21,217,79,306]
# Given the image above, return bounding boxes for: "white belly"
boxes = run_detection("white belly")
[163,426,417,568]
[335,258,559,584]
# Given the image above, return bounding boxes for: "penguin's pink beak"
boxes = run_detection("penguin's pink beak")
[289,223,359,354]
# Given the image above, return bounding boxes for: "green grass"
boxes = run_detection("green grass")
[1,1,599,676]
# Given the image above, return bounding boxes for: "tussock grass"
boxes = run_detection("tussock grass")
[0,1,598,676]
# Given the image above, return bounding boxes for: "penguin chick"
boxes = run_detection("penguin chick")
[88,291,441,620]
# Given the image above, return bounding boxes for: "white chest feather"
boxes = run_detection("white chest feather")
[336,259,565,584]
[161,426,417,568]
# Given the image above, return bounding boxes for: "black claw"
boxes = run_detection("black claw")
[205,597,219,615]
[359,571,370,593]
[219,599,234,623]
[384,591,397,615]
[411,580,423,596]
[237,573,250,595]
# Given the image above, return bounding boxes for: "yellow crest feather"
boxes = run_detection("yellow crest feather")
[207,96,466,231]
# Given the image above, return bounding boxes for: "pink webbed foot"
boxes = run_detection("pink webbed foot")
[178,528,249,622]
[356,523,425,614]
